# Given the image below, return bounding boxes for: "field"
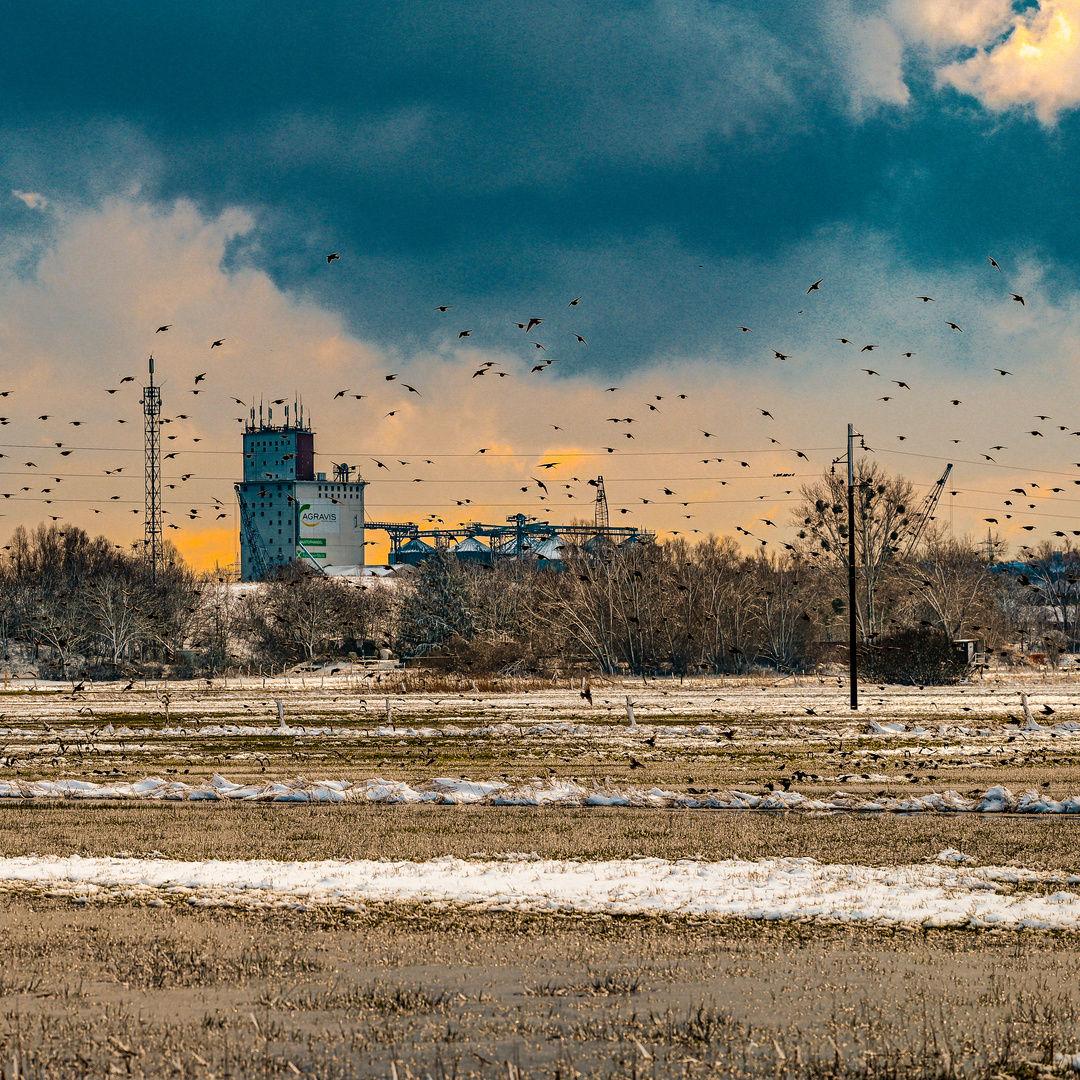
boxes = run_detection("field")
[1,668,1080,1078]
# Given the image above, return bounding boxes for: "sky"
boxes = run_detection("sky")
[3,0,1080,568]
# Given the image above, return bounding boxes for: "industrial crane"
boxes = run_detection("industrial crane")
[902,464,952,558]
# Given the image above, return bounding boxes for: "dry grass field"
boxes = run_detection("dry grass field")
[1,902,1079,1080]
[1,671,1079,1078]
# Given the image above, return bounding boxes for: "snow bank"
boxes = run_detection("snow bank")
[2,775,1080,812]
[3,853,1080,927]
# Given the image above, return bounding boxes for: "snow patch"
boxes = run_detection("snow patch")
[2,854,1080,927]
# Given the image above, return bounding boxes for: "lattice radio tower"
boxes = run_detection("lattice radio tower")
[141,354,163,583]
[594,475,609,530]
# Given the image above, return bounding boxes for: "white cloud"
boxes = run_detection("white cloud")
[888,0,1013,51]
[11,190,48,210]
[826,0,1080,123]
[827,6,911,112]
[936,1,1080,124]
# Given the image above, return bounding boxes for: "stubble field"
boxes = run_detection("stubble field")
[1,667,1079,1078]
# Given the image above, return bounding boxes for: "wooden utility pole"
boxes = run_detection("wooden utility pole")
[847,423,858,710]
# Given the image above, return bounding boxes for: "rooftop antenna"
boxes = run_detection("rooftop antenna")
[141,354,163,584]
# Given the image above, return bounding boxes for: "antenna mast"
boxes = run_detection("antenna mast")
[594,475,609,530]
[142,355,163,583]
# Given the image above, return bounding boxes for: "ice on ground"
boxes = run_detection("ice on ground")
[935,848,973,864]
[3,853,1080,928]
[1,776,1080,813]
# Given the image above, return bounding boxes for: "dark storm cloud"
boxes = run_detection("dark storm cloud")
[2,1,1080,369]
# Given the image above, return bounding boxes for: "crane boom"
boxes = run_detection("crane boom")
[903,464,952,557]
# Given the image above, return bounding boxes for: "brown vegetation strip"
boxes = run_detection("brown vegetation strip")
[1,802,1078,869]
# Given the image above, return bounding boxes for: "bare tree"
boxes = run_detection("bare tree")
[792,463,916,643]
[900,536,1001,641]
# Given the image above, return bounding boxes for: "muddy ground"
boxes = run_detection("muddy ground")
[2,901,1079,1080]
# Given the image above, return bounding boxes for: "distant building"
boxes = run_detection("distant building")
[235,403,367,581]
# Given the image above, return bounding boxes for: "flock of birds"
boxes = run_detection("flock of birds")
[0,249,1077,563]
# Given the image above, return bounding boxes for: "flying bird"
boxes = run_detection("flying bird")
[916,296,935,302]
[946,322,963,331]
[568,297,581,306]
[861,345,878,352]
[435,305,452,311]
[211,339,225,348]
[327,253,340,262]
[1010,293,1025,305]
[525,318,543,333]
[458,330,471,338]
[988,256,1000,270]
[806,279,823,293]
[156,325,171,332]
[739,326,752,332]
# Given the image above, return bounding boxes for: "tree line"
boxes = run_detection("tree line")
[0,464,1075,680]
